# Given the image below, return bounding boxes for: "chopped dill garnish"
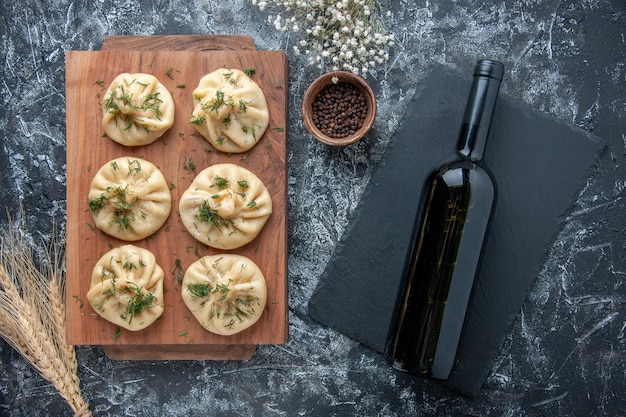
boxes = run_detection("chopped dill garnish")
[211,175,229,189]
[196,201,229,228]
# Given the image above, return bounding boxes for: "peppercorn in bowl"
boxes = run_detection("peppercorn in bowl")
[302,71,376,146]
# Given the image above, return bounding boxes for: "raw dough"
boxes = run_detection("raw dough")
[87,245,165,331]
[190,68,269,153]
[88,157,171,241]
[179,163,272,249]
[102,72,175,146]
[182,254,267,336]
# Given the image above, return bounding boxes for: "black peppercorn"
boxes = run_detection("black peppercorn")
[311,82,368,138]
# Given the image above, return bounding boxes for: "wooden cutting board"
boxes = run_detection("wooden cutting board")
[99,35,257,51]
[65,36,288,360]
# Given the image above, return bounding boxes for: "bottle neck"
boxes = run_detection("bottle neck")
[456,60,504,162]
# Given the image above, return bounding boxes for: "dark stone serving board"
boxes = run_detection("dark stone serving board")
[308,64,606,397]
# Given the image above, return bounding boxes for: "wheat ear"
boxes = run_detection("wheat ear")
[0,216,91,416]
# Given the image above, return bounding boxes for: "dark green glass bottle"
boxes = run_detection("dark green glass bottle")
[389,59,504,379]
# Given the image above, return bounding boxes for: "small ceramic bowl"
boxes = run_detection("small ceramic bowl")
[302,71,377,146]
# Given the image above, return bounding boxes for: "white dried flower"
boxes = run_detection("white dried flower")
[253,0,394,76]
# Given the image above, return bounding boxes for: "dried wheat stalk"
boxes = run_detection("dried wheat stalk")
[0,216,91,416]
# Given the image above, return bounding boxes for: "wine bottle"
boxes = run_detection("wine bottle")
[388,59,504,380]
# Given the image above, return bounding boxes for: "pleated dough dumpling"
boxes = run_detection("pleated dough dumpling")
[102,73,175,146]
[179,163,272,250]
[182,254,267,336]
[87,245,165,331]
[88,157,172,241]
[190,68,269,153]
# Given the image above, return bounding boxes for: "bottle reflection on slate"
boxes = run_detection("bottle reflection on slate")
[388,59,504,380]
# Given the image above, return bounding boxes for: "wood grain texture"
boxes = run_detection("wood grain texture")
[104,344,257,360]
[100,35,256,51]
[65,48,288,351]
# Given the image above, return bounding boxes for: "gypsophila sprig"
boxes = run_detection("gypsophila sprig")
[252,0,394,76]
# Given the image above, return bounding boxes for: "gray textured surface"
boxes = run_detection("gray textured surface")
[0,1,624,416]
[308,68,607,396]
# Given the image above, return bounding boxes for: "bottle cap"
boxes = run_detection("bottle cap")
[474,59,504,81]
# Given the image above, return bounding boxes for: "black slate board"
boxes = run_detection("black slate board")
[308,64,606,397]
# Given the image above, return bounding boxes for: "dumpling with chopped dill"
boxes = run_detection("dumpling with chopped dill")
[102,73,175,146]
[88,157,172,241]
[182,254,267,336]
[87,245,165,331]
[190,68,269,153]
[178,163,272,250]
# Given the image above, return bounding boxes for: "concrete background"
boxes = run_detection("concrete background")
[0,0,624,415]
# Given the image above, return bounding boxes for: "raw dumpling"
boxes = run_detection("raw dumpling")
[179,163,272,250]
[102,73,175,146]
[190,68,269,153]
[182,254,267,336]
[87,245,165,331]
[88,157,172,241]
